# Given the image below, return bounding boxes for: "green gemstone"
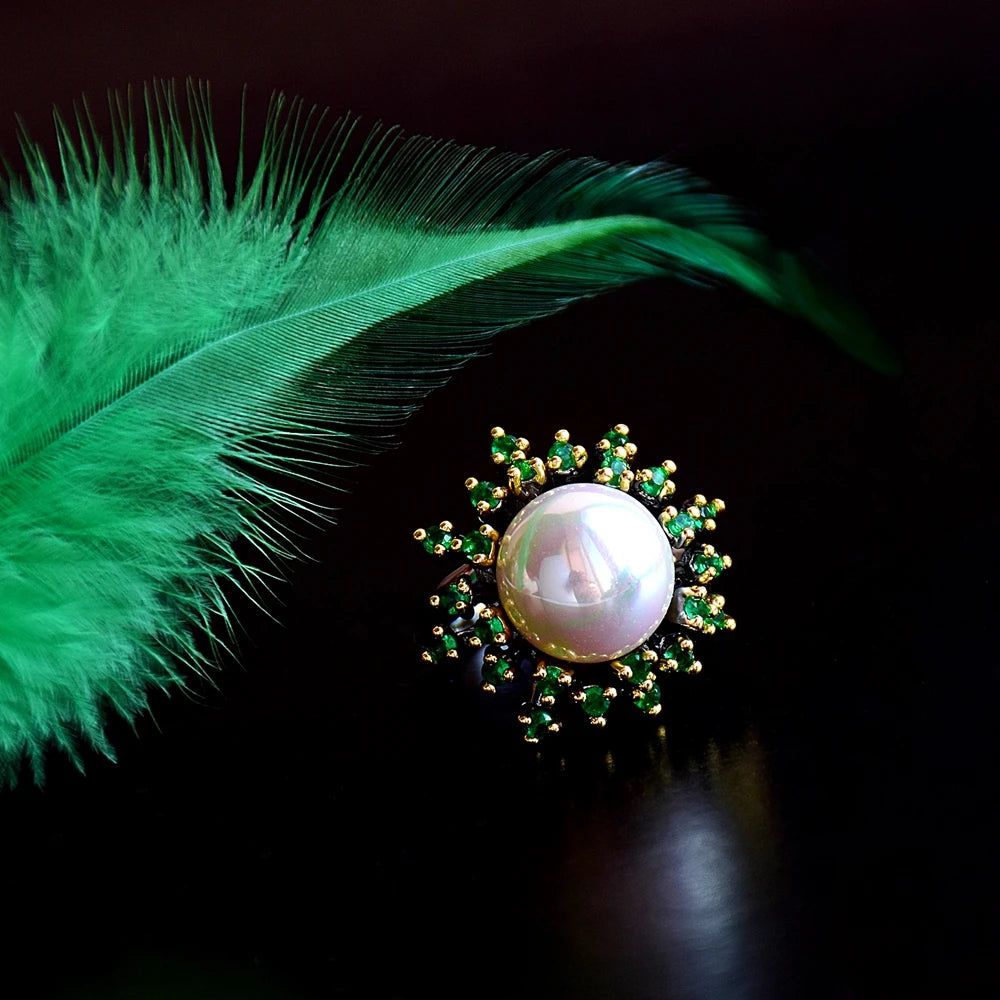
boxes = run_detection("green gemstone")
[691,551,726,579]
[548,440,575,469]
[702,502,718,518]
[639,465,669,498]
[617,649,654,684]
[482,646,515,687]
[665,511,694,538]
[423,631,458,664]
[534,663,567,698]
[707,610,730,632]
[461,531,493,558]
[512,458,535,483]
[491,434,518,462]
[474,613,507,644]
[683,596,712,622]
[434,579,472,617]
[604,428,628,448]
[634,682,661,713]
[600,453,629,481]
[421,525,453,553]
[522,707,555,741]
[580,685,611,718]
[470,480,501,510]
[662,640,696,672]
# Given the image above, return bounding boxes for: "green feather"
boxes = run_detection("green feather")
[0,81,891,782]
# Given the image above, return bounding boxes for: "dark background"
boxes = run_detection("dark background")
[2,2,997,998]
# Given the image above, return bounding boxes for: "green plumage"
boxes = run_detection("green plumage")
[0,82,890,782]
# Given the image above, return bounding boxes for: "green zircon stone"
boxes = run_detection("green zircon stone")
[461,531,494,558]
[683,596,712,623]
[604,428,628,448]
[491,434,518,462]
[470,480,501,510]
[580,685,611,718]
[423,631,458,664]
[548,440,575,469]
[702,502,718,518]
[522,707,555,741]
[617,650,654,684]
[434,580,472,617]
[534,663,566,699]
[639,466,669,498]
[634,682,661,713]
[691,551,726,579]
[662,640,696,672]
[512,458,535,482]
[482,647,514,687]
[474,614,507,644]
[600,454,629,480]
[421,525,453,553]
[665,512,694,538]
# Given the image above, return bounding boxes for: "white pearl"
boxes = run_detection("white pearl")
[496,482,674,663]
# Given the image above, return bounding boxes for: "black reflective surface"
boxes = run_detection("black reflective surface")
[2,3,996,997]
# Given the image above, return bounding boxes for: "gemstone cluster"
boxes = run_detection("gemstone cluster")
[414,425,734,742]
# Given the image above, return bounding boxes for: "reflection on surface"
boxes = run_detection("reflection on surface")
[549,729,781,1000]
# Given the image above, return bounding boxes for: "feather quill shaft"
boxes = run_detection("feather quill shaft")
[0,82,890,781]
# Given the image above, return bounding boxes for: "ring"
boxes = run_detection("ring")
[413,424,734,742]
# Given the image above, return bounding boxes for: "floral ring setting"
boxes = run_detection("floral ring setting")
[413,424,734,743]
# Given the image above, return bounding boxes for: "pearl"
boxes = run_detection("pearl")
[496,483,674,663]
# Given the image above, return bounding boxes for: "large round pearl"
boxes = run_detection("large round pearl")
[496,482,674,663]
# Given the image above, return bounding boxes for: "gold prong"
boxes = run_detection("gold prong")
[661,506,678,521]
[590,716,607,728]
[502,669,515,682]
[703,544,716,556]
[532,662,547,679]
[681,528,695,542]
[491,486,507,500]
[413,528,427,541]
[492,452,507,465]
[524,736,539,744]
[428,595,440,608]
[517,714,531,725]
[595,467,612,483]
[722,555,733,569]
[663,658,678,671]
[510,449,526,462]
[613,445,627,459]
[480,607,495,620]
[571,445,588,467]
[432,544,446,556]
[431,625,444,637]
[490,426,505,439]
[495,631,509,643]
[476,500,491,514]
[686,505,701,518]
[482,682,496,693]
[449,537,463,550]
[547,455,563,471]
[614,423,629,436]
[481,525,499,540]
[439,520,453,532]
[624,442,638,458]
[572,690,584,703]
[445,649,459,660]
[692,661,703,672]
[724,617,736,631]
[703,518,717,532]
[636,469,651,483]
[515,437,530,452]
[642,649,658,662]
[648,703,662,716]
[604,687,617,699]
[420,651,433,663]
[464,477,478,491]
[680,637,694,651]
[555,429,570,443]
[540,694,555,706]
[693,493,707,506]
[548,722,561,733]
[468,636,482,648]
[558,672,573,686]
[712,498,726,512]
[663,459,677,475]
[597,438,611,451]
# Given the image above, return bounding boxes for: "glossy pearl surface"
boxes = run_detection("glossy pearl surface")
[496,483,674,663]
